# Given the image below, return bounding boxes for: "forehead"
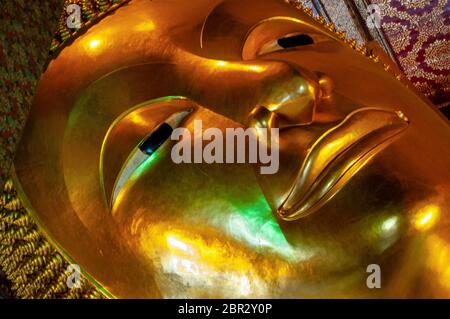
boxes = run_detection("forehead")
[72,0,323,58]
[52,0,315,63]
[149,0,308,28]
[41,0,328,107]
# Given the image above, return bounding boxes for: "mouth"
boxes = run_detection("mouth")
[278,107,409,221]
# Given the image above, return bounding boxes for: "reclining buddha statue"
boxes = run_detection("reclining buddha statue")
[7,0,450,298]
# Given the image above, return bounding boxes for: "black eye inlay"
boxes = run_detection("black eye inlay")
[277,34,314,49]
[139,122,173,155]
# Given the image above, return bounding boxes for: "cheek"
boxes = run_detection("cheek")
[109,147,295,298]
[110,140,267,233]
[111,109,265,223]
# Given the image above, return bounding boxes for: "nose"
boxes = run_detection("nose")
[248,67,334,129]
[188,56,333,129]
[245,64,338,217]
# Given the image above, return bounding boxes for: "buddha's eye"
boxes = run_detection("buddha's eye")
[278,34,314,48]
[111,110,191,207]
[138,123,173,156]
[258,33,315,56]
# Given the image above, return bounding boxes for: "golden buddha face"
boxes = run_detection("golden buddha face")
[14,0,450,298]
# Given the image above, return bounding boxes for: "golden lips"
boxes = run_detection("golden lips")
[278,108,410,220]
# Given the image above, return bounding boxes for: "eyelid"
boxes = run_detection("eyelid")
[110,109,192,208]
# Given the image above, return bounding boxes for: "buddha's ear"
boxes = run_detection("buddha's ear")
[100,97,196,209]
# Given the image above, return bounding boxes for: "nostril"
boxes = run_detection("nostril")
[318,74,334,99]
[248,106,279,128]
